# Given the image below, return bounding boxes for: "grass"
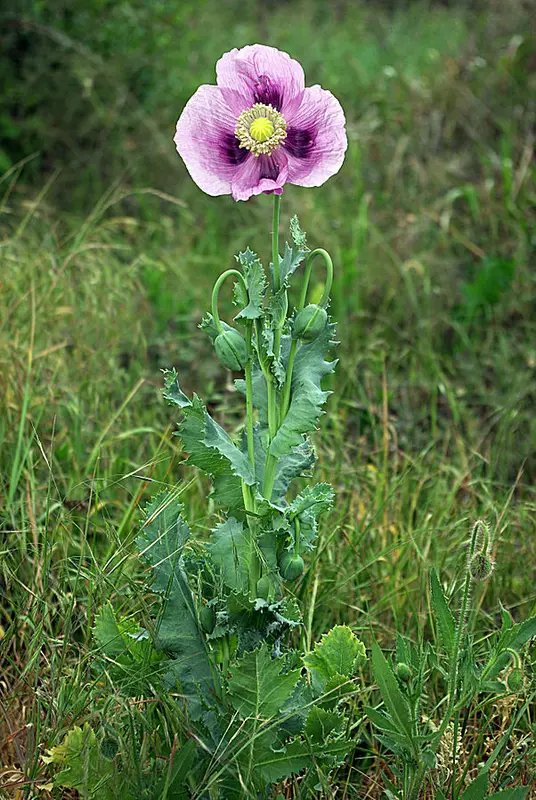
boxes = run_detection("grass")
[1,0,535,796]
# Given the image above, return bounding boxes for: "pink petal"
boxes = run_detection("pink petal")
[283,85,347,188]
[174,85,248,197]
[230,150,289,202]
[216,44,305,116]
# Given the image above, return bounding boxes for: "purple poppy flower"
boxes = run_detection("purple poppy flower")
[174,44,347,201]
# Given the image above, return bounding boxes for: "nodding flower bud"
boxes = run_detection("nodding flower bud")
[507,668,524,693]
[469,552,495,582]
[292,304,328,342]
[396,662,412,682]
[279,552,305,581]
[214,329,248,371]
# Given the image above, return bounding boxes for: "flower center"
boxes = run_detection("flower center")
[249,117,274,142]
[235,103,287,157]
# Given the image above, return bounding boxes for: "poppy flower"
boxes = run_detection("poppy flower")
[174,44,347,201]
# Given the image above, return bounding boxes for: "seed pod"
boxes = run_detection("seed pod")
[279,552,305,581]
[396,662,412,682]
[292,304,328,342]
[256,575,271,600]
[469,552,495,582]
[507,668,524,693]
[214,329,248,371]
[199,605,216,634]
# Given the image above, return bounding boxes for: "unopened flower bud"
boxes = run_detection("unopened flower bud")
[214,329,248,371]
[469,552,495,581]
[507,668,524,693]
[292,304,328,342]
[396,662,412,682]
[279,552,304,581]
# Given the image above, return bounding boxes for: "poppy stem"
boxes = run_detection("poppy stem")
[272,193,281,291]
[211,269,248,333]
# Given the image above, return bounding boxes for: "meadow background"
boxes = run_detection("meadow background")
[1,0,535,796]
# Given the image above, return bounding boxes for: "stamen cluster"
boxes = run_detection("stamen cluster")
[235,102,287,157]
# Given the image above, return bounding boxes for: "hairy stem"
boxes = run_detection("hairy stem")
[436,522,481,743]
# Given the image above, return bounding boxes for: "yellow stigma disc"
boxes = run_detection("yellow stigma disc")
[249,117,274,143]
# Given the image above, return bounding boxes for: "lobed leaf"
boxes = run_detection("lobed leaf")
[206,517,251,593]
[43,724,115,799]
[163,370,248,508]
[137,492,216,719]
[304,707,342,743]
[304,625,366,681]
[270,322,337,457]
[228,643,300,719]
[234,248,267,320]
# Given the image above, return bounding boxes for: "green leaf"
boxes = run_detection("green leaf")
[488,789,530,800]
[153,738,197,799]
[249,423,315,506]
[162,367,191,408]
[261,290,289,386]
[459,771,489,800]
[257,738,351,784]
[486,612,536,680]
[203,412,256,485]
[93,603,161,694]
[206,517,251,593]
[290,215,308,251]
[163,371,248,508]
[311,672,355,710]
[304,707,342,743]
[43,724,115,798]
[430,568,456,654]
[286,482,334,551]
[288,483,334,520]
[371,640,414,744]
[137,492,216,720]
[365,706,404,736]
[94,602,150,663]
[228,643,300,719]
[270,322,337,457]
[304,626,366,680]
[504,614,536,651]
[279,242,305,285]
[234,248,266,320]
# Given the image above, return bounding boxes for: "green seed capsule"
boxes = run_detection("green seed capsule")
[279,552,305,581]
[214,329,248,371]
[199,605,215,634]
[292,304,328,342]
[256,575,271,600]
[396,662,412,682]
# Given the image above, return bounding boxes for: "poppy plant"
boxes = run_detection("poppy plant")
[174,44,347,201]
